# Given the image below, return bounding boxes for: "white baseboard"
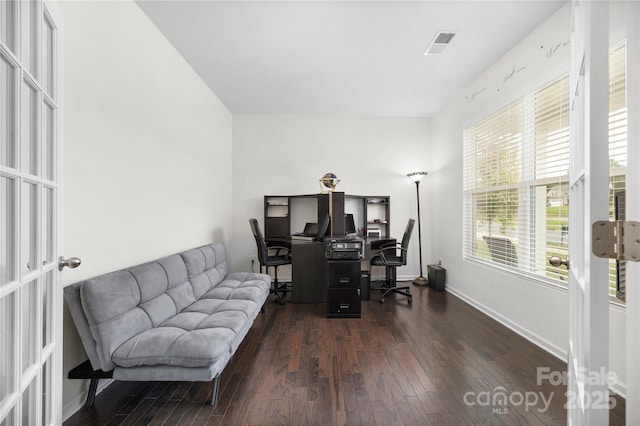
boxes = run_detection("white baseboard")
[445,286,568,361]
[397,274,416,281]
[609,377,627,399]
[445,286,627,399]
[62,379,114,422]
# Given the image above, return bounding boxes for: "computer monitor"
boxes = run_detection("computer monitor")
[345,213,356,235]
[303,222,318,235]
[315,213,330,241]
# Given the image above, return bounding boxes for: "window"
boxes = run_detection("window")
[463,76,570,283]
[608,43,627,299]
[463,45,627,290]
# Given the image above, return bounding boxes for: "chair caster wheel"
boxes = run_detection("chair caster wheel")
[408,297,412,303]
[277,298,285,305]
[380,298,385,303]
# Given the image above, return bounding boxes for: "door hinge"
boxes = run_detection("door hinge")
[592,220,640,261]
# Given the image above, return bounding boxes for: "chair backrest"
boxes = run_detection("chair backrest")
[483,236,518,267]
[249,218,269,266]
[400,218,416,264]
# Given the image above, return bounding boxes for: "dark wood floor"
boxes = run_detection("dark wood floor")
[65,285,625,425]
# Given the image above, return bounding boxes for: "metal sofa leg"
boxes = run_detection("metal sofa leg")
[211,375,221,407]
[68,360,113,408]
[86,378,99,407]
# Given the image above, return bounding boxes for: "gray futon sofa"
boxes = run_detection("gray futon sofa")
[64,243,270,407]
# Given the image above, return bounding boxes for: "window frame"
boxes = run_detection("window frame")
[463,43,628,296]
[462,70,571,289]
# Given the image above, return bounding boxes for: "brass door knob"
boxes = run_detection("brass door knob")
[549,256,570,268]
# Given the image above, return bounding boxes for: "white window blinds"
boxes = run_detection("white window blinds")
[608,43,627,298]
[463,75,570,283]
[463,44,627,289]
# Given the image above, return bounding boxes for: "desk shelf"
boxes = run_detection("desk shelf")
[265,196,291,237]
[363,196,391,238]
[264,193,390,239]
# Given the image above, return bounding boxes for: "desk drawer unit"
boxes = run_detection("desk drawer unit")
[328,288,361,318]
[327,260,361,318]
[327,260,360,288]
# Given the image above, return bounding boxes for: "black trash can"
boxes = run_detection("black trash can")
[427,265,446,291]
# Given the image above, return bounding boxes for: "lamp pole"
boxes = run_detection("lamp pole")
[407,172,428,286]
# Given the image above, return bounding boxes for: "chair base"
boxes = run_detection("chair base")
[379,284,412,303]
[270,281,290,305]
[373,265,412,304]
[267,265,290,305]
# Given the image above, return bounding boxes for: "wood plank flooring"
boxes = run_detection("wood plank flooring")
[65,285,625,425]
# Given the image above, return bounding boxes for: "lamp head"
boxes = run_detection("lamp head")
[407,171,428,183]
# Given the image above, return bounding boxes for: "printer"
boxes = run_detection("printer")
[324,238,363,260]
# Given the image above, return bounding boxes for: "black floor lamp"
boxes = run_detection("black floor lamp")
[407,171,428,286]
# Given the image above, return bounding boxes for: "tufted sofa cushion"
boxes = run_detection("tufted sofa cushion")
[111,299,255,368]
[74,243,270,372]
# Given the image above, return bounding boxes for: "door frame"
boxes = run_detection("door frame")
[624,2,640,423]
[568,0,610,424]
[44,1,63,424]
[0,0,63,423]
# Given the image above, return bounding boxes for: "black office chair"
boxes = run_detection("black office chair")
[483,236,518,267]
[249,218,291,305]
[370,218,415,303]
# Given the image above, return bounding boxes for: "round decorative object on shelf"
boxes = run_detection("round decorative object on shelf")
[319,172,340,193]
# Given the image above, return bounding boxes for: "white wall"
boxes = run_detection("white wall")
[430,3,627,395]
[59,0,232,419]
[56,1,631,420]
[229,115,431,280]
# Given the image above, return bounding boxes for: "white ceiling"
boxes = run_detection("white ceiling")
[137,1,566,117]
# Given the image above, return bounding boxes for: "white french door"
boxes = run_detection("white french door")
[0,0,63,424]
[625,3,640,424]
[567,0,610,424]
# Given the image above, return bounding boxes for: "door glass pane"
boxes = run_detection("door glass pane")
[43,187,53,265]
[0,292,15,405]
[41,359,51,425]
[21,377,37,425]
[0,406,16,426]
[22,182,38,276]
[43,15,54,97]
[42,271,53,348]
[0,0,15,53]
[1,177,16,286]
[21,0,37,78]
[42,102,54,181]
[21,80,38,175]
[22,280,38,373]
[1,54,15,168]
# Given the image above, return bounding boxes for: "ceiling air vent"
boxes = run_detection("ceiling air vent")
[424,31,457,55]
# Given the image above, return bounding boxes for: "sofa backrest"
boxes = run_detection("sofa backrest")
[64,243,228,372]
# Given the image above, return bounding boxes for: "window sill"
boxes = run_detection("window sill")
[464,256,628,308]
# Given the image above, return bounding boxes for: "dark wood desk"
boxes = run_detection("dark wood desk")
[291,240,326,303]
[266,237,395,303]
[264,237,322,302]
